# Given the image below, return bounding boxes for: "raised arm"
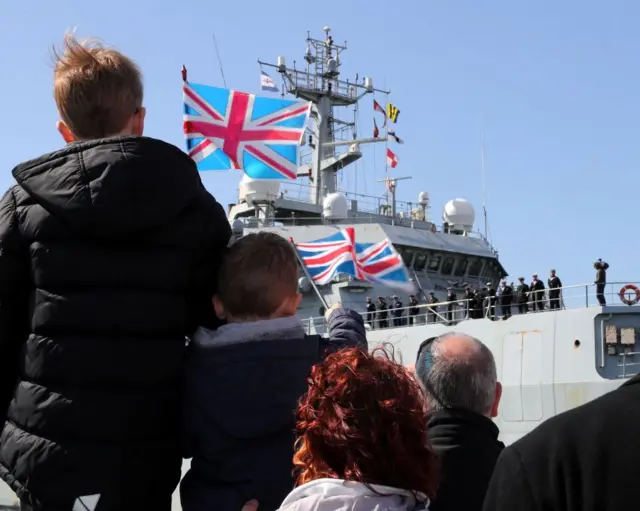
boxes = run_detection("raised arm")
[324,305,368,351]
[0,188,30,424]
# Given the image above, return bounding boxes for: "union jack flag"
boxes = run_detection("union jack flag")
[183,81,312,179]
[294,227,415,293]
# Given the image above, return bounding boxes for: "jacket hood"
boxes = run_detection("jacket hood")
[278,479,428,511]
[186,317,319,439]
[12,136,205,237]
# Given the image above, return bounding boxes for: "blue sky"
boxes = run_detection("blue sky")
[1,0,638,289]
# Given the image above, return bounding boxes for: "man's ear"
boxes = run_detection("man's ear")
[213,295,226,320]
[490,381,503,418]
[56,121,76,143]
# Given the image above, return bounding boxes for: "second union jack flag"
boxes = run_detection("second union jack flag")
[295,227,415,293]
[183,81,311,179]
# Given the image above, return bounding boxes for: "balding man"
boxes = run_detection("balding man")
[415,333,504,511]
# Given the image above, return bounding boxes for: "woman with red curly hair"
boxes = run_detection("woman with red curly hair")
[277,347,438,511]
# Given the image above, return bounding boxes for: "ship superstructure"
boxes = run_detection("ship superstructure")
[227,27,640,448]
[228,27,508,321]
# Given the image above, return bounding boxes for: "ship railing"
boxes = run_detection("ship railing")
[300,281,640,335]
[618,351,640,379]
[238,214,490,241]
[287,69,356,100]
[278,180,420,218]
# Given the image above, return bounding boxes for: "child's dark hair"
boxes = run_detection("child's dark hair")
[217,232,299,319]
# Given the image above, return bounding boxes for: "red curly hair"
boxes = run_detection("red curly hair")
[293,346,438,499]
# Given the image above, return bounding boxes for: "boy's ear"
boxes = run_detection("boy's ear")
[132,107,146,136]
[293,293,302,310]
[212,295,226,320]
[56,121,76,143]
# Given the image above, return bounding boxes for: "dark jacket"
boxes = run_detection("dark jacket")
[180,308,367,511]
[516,283,530,303]
[500,285,513,306]
[428,409,504,511]
[0,137,231,508]
[483,375,640,511]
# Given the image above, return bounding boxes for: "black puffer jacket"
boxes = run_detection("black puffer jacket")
[0,136,231,509]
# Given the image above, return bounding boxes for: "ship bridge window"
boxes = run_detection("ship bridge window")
[441,258,454,276]
[427,254,441,272]
[396,246,414,267]
[468,259,482,277]
[414,252,427,271]
[453,258,468,277]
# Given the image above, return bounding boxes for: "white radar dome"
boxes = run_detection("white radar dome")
[418,192,429,206]
[238,174,280,205]
[231,219,244,237]
[443,198,475,232]
[322,193,348,220]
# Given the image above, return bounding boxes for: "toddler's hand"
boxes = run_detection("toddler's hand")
[242,500,258,511]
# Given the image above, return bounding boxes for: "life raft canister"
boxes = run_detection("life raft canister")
[619,284,640,306]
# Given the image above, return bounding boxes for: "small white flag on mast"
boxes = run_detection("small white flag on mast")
[260,71,278,92]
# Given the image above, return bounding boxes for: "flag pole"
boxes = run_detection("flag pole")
[288,238,329,310]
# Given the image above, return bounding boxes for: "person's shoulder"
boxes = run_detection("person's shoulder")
[509,379,638,459]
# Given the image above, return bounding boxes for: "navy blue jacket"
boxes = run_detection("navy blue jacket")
[180,308,367,511]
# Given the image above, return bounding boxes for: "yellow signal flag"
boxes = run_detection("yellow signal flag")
[386,103,400,123]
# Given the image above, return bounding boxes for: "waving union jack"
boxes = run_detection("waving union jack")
[294,227,415,293]
[183,81,311,179]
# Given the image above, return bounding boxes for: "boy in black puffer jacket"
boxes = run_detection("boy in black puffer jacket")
[0,34,230,511]
[181,232,367,511]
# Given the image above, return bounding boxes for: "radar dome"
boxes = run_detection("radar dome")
[298,276,312,293]
[443,198,475,232]
[231,219,244,237]
[323,192,348,220]
[238,174,280,205]
[418,192,429,206]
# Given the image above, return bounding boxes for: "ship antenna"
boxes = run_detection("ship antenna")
[212,31,228,88]
[481,129,488,240]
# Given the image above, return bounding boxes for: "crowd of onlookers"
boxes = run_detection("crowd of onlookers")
[0,34,634,511]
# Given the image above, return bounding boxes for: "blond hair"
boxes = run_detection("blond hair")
[53,33,143,139]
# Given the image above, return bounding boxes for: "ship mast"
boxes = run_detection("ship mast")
[259,26,390,206]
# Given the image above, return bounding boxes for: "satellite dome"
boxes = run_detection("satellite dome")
[443,198,475,232]
[298,276,312,293]
[322,193,348,220]
[231,219,244,237]
[238,174,280,205]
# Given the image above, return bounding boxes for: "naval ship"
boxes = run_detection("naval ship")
[226,27,640,448]
[2,27,639,510]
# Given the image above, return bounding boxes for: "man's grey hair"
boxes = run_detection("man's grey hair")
[416,332,497,416]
